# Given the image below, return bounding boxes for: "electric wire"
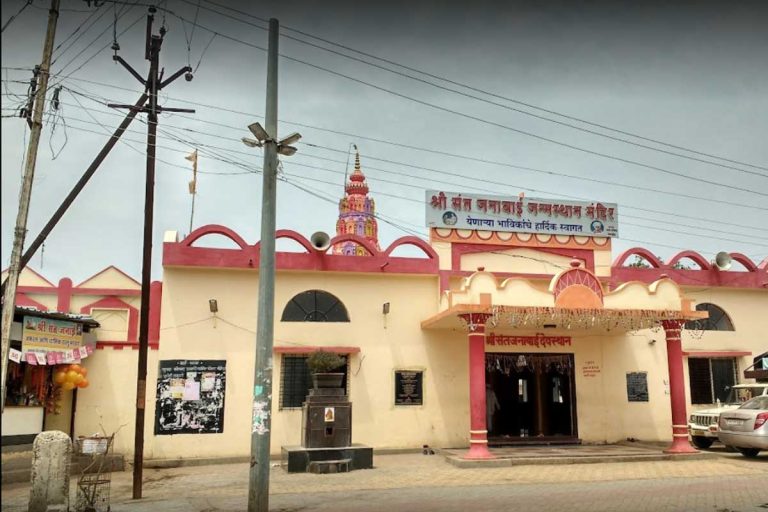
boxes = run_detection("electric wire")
[16,73,765,233]
[1,0,33,34]
[198,0,766,174]
[14,79,768,243]
[182,0,767,178]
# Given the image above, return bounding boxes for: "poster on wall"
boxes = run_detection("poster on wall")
[626,372,649,402]
[394,370,424,406]
[154,360,226,435]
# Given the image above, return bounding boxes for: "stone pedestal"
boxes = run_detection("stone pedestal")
[302,387,351,448]
[283,386,373,473]
[28,431,71,512]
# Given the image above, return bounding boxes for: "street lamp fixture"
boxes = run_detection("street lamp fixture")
[242,122,301,157]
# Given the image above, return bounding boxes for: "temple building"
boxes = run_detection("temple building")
[333,150,380,255]
[2,169,767,463]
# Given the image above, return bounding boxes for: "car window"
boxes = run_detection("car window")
[739,395,768,410]
[725,386,768,404]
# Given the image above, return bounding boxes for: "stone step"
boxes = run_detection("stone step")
[307,458,351,474]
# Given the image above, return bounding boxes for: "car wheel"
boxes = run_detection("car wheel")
[736,448,760,458]
[691,436,714,449]
[724,445,737,453]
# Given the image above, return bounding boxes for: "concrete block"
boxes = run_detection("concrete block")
[28,431,71,512]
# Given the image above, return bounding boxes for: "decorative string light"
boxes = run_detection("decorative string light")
[488,306,691,333]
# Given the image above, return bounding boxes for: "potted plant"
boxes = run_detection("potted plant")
[307,350,345,389]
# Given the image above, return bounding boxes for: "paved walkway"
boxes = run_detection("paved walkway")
[2,448,766,511]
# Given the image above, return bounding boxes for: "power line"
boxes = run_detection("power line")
[57,92,767,218]
[19,98,768,259]
[50,5,143,85]
[301,142,767,212]
[1,0,33,34]
[197,0,767,174]
[190,0,767,177]
[50,3,108,64]
[281,160,768,250]
[19,77,767,235]
[154,7,768,195]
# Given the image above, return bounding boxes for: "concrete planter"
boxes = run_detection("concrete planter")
[312,372,344,389]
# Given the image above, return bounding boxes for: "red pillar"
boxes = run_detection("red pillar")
[459,313,495,460]
[56,277,72,313]
[662,319,698,454]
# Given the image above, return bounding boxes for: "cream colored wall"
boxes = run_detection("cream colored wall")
[73,348,154,456]
[77,267,140,290]
[593,249,613,278]
[460,248,572,275]
[599,330,673,443]
[68,260,766,458]
[143,267,470,459]
[683,287,768,412]
[431,240,452,271]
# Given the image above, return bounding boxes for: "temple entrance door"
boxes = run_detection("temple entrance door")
[486,352,578,445]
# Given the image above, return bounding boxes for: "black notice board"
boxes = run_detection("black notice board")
[626,372,649,402]
[394,370,423,406]
[155,360,226,435]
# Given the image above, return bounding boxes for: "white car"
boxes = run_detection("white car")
[718,395,768,457]
[688,384,768,449]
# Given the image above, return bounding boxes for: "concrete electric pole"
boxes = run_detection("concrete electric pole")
[0,0,60,413]
[244,18,301,512]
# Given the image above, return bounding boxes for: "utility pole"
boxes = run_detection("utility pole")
[0,0,60,413]
[248,18,280,512]
[241,19,300,512]
[109,6,193,500]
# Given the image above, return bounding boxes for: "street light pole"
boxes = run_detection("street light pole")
[248,17,280,512]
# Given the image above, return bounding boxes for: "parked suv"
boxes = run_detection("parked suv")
[688,384,768,449]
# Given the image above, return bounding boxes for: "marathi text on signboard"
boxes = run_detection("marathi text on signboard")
[426,190,619,237]
[394,370,424,406]
[22,316,83,354]
[155,360,226,435]
[626,372,649,402]
[486,333,572,348]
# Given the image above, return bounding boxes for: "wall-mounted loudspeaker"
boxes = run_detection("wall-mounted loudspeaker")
[310,231,331,252]
[713,251,732,271]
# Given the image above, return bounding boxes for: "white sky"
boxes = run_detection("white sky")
[2,0,767,283]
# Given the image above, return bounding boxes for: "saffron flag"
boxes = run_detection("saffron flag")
[185,149,198,195]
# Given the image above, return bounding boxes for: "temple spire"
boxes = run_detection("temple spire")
[333,147,380,255]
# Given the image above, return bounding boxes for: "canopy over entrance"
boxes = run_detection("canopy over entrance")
[422,261,706,331]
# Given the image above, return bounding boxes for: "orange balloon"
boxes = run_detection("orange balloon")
[77,378,89,389]
[61,381,75,391]
[79,367,88,377]
[53,371,67,385]
[73,373,84,385]
[66,370,79,383]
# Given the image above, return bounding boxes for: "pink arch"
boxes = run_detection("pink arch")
[383,236,439,260]
[612,247,664,269]
[666,251,710,270]
[329,234,379,256]
[275,229,315,253]
[729,252,758,272]
[182,224,249,249]
[759,257,768,271]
